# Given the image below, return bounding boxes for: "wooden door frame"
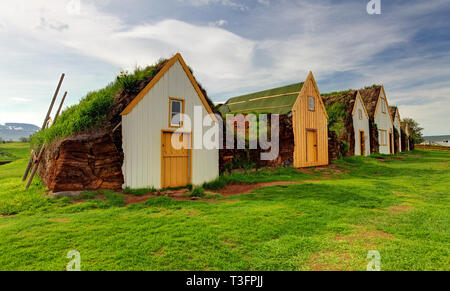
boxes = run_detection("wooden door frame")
[161,129,192,188]
[389,132,394,154]
[306,128,318,163]
[359,130,365,156]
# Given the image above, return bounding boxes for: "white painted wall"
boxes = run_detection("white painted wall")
[374,96,394,154]
[352,98,371,156]
[393,113,402,152]
[122,60,219,189]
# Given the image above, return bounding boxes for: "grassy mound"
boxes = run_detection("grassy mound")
[30,58,168,149]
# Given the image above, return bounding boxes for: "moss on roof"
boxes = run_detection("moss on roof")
[220,82,304,115]
[322,90,357,115]
[322,90,357,140]
[389,106,398,122]
[31,56,215,148]
[358,85,382,119]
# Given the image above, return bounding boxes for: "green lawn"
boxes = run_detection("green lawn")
[0,142,448,271]
[0,142,30,161]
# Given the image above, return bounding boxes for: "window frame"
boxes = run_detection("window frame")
[307,96,315,112]
[379,129,387,146]
[381,99,386,113]
[169,97,185,128]
[358,109,363,120]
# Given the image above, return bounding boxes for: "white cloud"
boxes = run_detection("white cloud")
[0,0,449,134]
[209,19,228,27]
[257,0,270,6]
[10,97,31,103]
[401,98,450,136]
[180,0,248,11]
[0,1,256,93]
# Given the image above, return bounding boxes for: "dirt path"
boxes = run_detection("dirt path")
[216,181,301,196]
[115,164,349,205]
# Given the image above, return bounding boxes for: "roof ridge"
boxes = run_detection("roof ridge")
[227,82,303,102]
[219,82,304,115]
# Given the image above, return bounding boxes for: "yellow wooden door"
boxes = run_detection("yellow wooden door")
[306,130,318,163]
[360,131,365,156]
[162,132,191,188]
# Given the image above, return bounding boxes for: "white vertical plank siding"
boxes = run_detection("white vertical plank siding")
[122,60,219,189]
[374,97,394,155]
[352,98,371,156]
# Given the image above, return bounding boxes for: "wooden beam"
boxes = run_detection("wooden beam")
[112,121,122,133]
[41,74,65,129]
[22,73,65,181]
[53,91,67,124]
[25,145,46,190]
[21,149,34,182]
[227,92,300,106]
[232,104,292,113]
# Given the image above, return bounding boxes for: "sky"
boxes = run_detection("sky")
[0,0,449,135]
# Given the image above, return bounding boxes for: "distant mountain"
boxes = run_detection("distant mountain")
[0,123,40,141]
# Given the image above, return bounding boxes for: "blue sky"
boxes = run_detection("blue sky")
[0,0,449,135]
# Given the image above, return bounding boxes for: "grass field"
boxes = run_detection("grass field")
[0,142,448,271]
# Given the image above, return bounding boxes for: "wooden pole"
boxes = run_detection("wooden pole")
[25,146,46,190]
[41,74,65,129]
[21,149,34,181]
[22,73,65,181]
[53,91,67,124]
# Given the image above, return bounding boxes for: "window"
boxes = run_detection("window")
[308,96,315,111]
[358,109,363,120]
[169,98,184,127]
[381,99,386,113]
[378,130,387,146]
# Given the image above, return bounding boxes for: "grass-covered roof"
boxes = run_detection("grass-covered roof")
[219,82,304,115]
[359,85,382,118]
[321,90,357,139]
[31,55,215,148]
[389,106,398,122]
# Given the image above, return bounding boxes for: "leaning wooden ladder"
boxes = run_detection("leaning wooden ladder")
[23,74,67,189]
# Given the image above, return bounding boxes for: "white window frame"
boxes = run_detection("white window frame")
[169,98,184,128]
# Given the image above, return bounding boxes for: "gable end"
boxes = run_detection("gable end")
[121,53,217,122]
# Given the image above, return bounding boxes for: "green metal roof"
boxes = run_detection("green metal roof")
[220,82,304,115]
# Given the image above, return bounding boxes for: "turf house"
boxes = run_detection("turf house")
[322,90,371,157]
[121,54,219,189]
[401,122,411,151]
[31,53,218,192]
[389,106,402,153]
[219,72,329,169]
[359,85,394,155]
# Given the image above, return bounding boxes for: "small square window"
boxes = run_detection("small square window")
[170,98,184,127]
[308,97,315,111]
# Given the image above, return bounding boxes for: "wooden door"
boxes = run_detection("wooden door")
[389,133,394,154]
[162,131,191,188]
[360,131,365,156]
[306,130,318,163]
